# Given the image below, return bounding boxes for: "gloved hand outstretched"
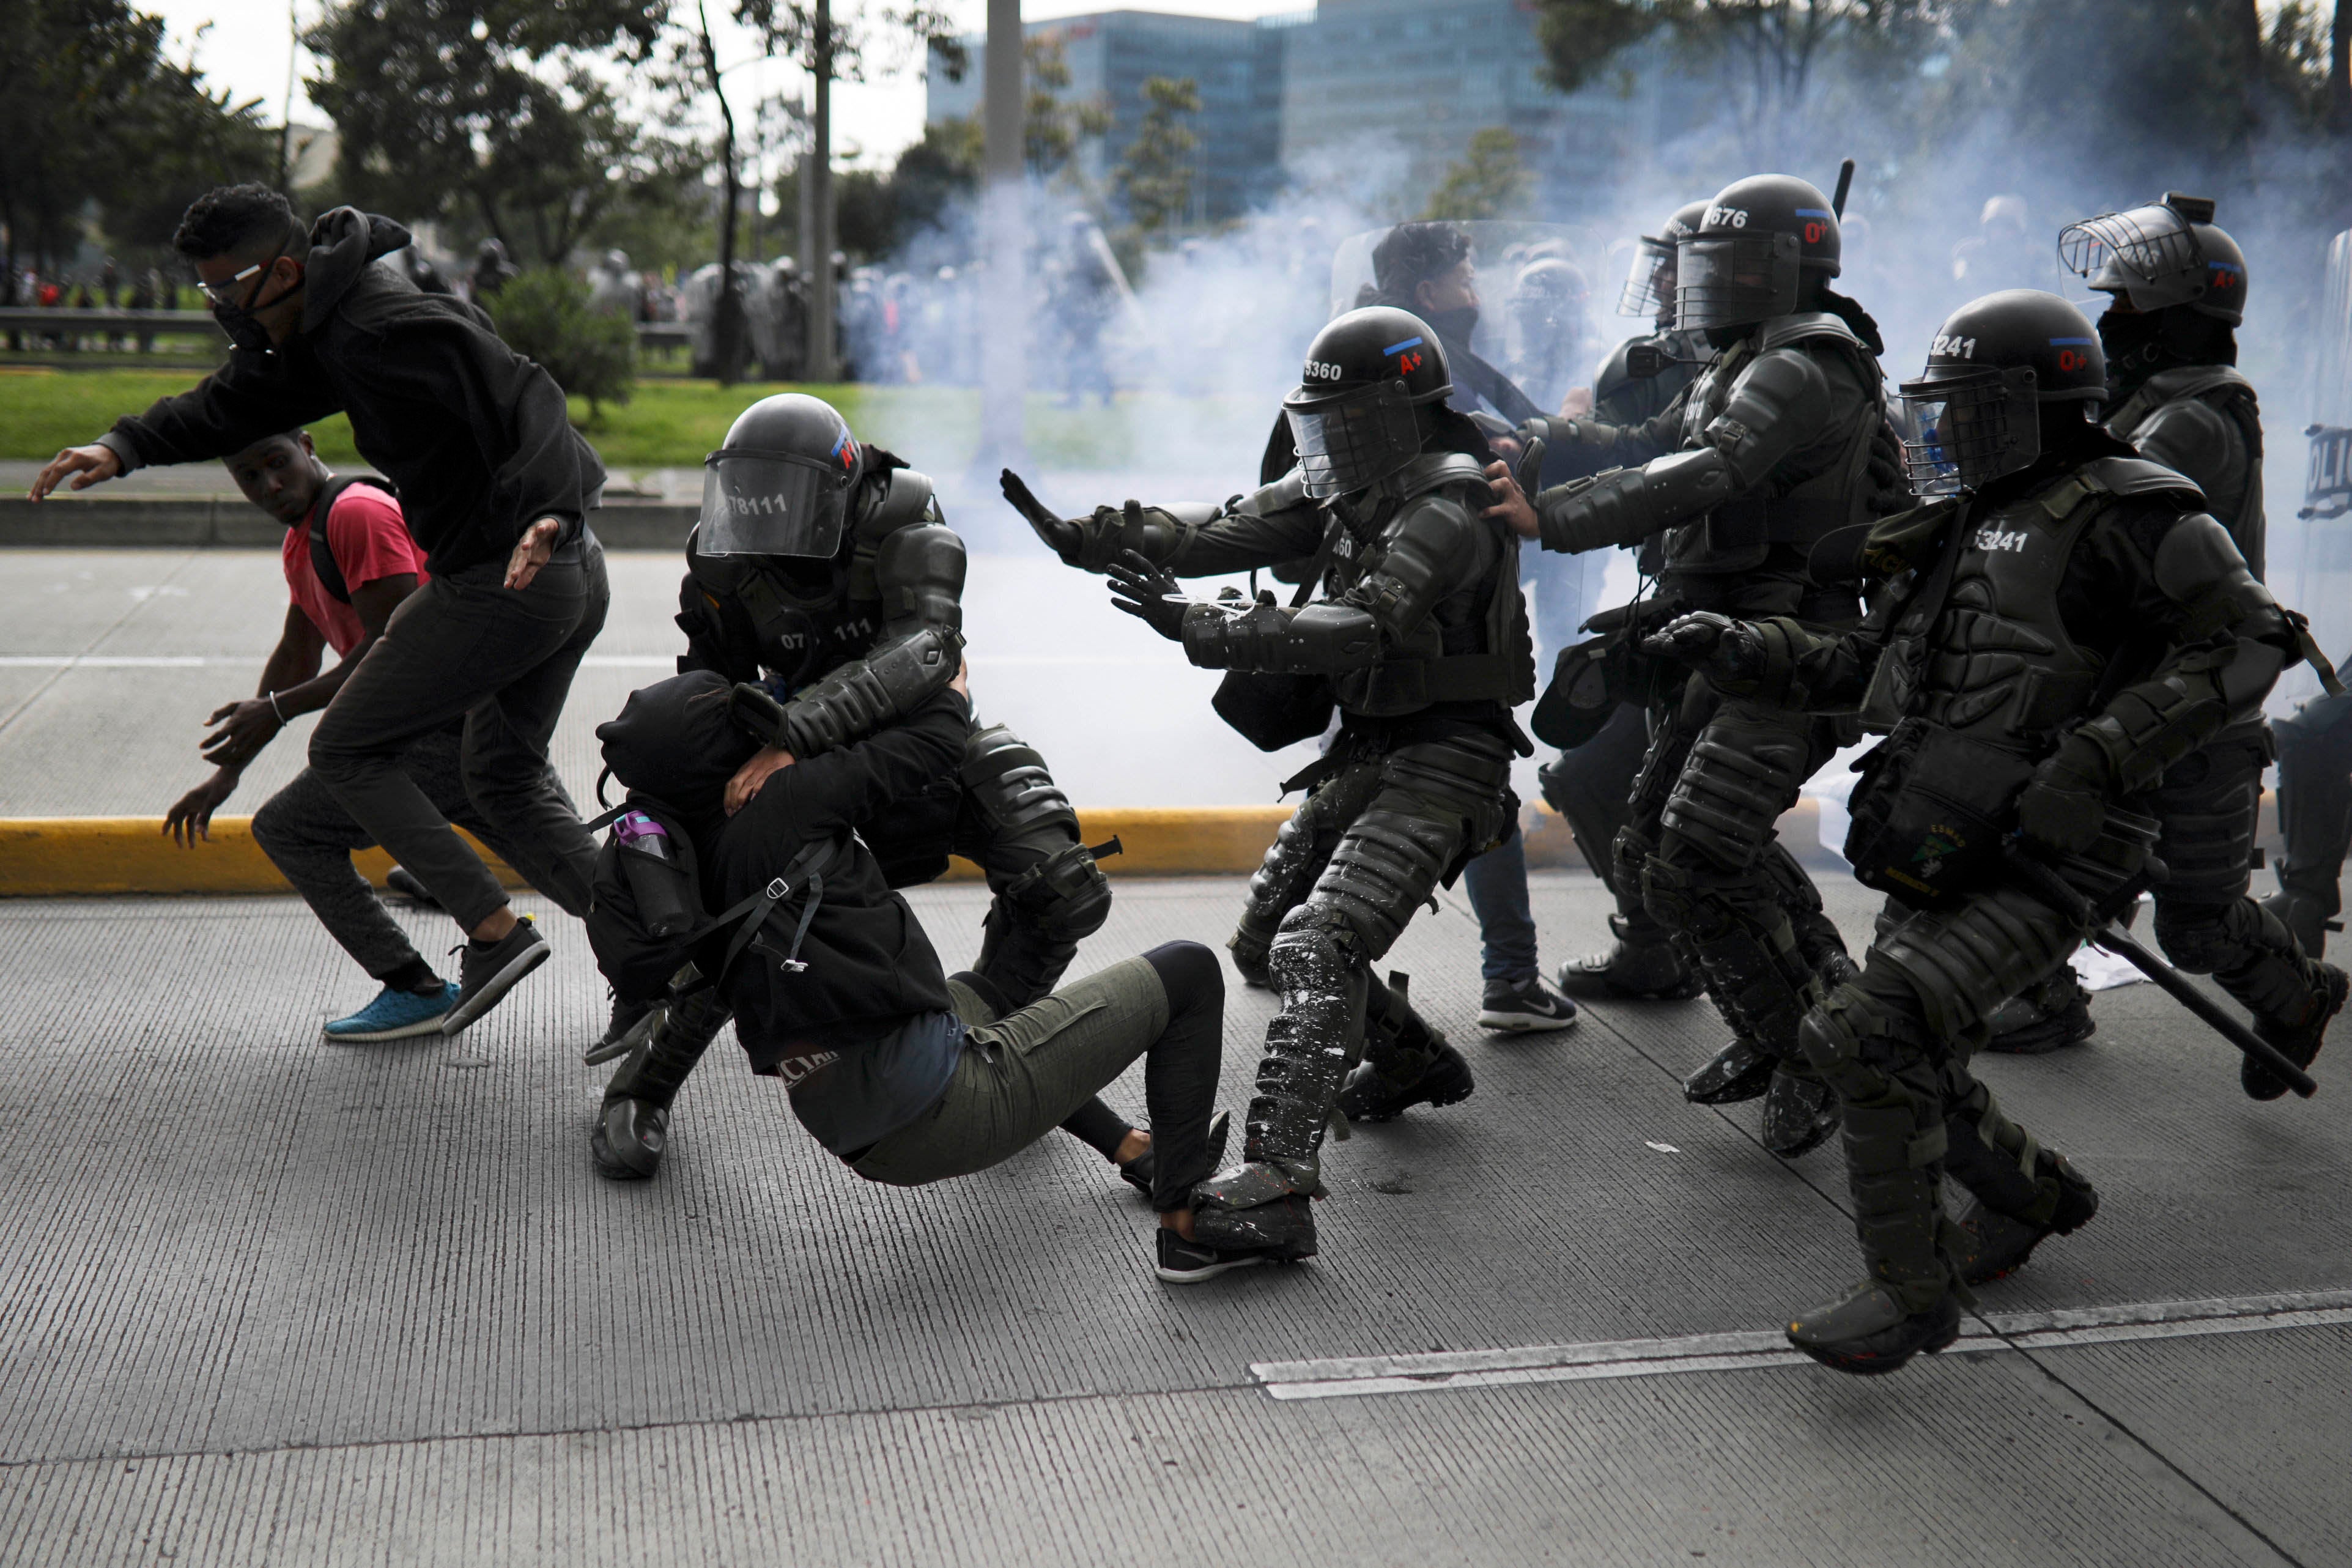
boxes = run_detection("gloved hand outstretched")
[1106,549,1192,641]
[2017,733,2111,855]
[1641,611,1766,693]
[999,468,1087,565]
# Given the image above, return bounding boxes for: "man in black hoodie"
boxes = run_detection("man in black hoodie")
[29,184,608,1035]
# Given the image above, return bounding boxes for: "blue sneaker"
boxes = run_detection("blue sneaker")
[324,983,461,1043]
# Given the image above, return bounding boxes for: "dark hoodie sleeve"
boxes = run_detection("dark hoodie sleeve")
[736,689,971,841]
[103,350,344,471]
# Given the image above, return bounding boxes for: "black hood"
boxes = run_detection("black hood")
[300,207,414,331]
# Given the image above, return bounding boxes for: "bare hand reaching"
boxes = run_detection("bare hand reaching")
[1481,460,1540,540]
[29,444,122,501]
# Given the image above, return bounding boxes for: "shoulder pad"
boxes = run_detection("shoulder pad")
[1756,311,1862,352]
[2085,455,2208,505]
[1386,451,1487,502]
[2145,363,2256,405]
[856,467,939,544]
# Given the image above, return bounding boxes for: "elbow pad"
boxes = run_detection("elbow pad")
[1704,348,1833,488]
[1536,447,1736,555]
[873,522,966,637]
[2076,672,2230,795]
[760,624,967,756]
[1180,600,1379,674]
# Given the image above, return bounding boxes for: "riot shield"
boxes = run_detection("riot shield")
[2305,229,2352,524]
[1329,221,1605,419]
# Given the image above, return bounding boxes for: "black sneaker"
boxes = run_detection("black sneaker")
[1155,1224,1270,1284]
[584,993,664,1066]
[384,865,442,909]
[440,916,550,1037]
[1120,1108,1232,1200]
[1477,978,1581,1033]
[1336,1041,1475,1123]
[1555,932,1703,1000]
[2245,962,2348,1101]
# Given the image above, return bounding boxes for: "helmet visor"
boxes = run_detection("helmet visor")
[2058,206,2199,297]
[1896,366,2038,496]
[698,448,854,558]
[1616,236,1675,319]
[1284,379,1421,500]
[1674,232,1800,331]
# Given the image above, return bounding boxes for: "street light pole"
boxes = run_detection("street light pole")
[804,0,837,383]
[975,0,1026,468]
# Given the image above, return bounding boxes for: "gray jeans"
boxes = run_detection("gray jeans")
[853,958,1170,1186]
[251,728,580,983]
[308,538,608,930]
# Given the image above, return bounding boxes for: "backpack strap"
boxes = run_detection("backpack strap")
[305,473,402,605]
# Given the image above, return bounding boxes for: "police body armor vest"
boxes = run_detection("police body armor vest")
[684,467,941,693]
[1645,311,1885,582]
[2108,364,2263,580]
[1323,451,1536,717]
[1859,456,2206,748]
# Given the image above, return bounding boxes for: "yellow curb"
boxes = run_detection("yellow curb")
[0,808,1301,897]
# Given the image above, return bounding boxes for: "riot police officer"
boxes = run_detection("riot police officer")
[1541,198,1718,1004]
[594,394,1139,1183]
[2041,194,2348,1091]
[1485,174,1890,1157]
[1008,305,1535,1265]
[1646,289,2322,1370]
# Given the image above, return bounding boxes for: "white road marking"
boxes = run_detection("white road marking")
[1252,1288,2352,1400]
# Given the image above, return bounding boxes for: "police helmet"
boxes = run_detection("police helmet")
[1674,174,1841,333]
[697,393,867,559]
[1281,306,1452,500]
[1618,199,1709,319]
[1897,290,2105,495]
[2057,193,2246,325]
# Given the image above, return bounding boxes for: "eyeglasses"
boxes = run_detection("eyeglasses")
[198,248,292,307]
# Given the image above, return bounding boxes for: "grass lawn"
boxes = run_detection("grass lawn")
[0,368,1263,473]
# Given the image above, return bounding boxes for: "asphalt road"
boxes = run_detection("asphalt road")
[0,868,2346,1566]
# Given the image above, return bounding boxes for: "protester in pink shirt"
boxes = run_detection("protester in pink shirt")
[165,430,581,1041]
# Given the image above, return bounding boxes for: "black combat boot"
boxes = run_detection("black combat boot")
[1684,1036,1775,1103]
[1556,915,1703,1000]
[2244,961,2349,1100]
[1786,1283,1962,1375]
[1758,1066,1839,1158]
[1953,1151,2100,1285]
[1335,972,1474,1123]
[1787,1103,1966,1375]
[1983,973,2096,1055]
[591,988,731,1180]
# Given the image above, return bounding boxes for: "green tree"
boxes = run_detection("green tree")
[305,0,675,265]
[1024,35,1113,182]
[0,0,274,272]
[1422,128,1532,222]
[1112,75,1200,237]
[490,268,635,419]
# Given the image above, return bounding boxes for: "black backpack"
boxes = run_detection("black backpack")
[306,472,402,604]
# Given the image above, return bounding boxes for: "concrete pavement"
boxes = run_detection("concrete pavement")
[0,870,2346,1565]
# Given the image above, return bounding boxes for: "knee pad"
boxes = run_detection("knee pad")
[999,839,1111,942]
[1638,852,1696,930]
[961,724,1076,834]
[1317,809,1456,956]
[1268,903,1360,996]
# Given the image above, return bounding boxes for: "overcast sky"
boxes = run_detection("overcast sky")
[144,0,1298,171]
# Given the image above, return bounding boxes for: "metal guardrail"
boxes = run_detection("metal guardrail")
[0,307,691,347]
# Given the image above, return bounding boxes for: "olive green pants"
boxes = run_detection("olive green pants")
[852,957,1170,1187]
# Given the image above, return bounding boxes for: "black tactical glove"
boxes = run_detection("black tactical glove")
[1641,611,1766,694]
[1106,550,1192,641]
[1864,415,1911,515]
[2017,733,2112,855]
[1000,468,1086,564]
